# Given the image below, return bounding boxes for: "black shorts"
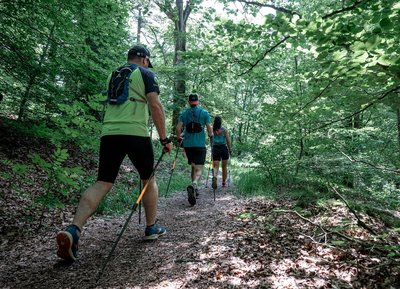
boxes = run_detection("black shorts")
[212,144,229,161]
[184,147,207,165]
[97,135,154,183]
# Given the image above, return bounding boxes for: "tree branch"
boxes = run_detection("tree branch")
[312,85,400,132]
[183,0,192,24]
[237,36,290,76]
[154,0,175,20]
[298,75,341,112]
[329,185,378,235]
[0,10,61,45]
[274,209,362,243]
[322,0,369,19]
[274,209,387,253]
[339,150,400,174]
[237,0,300,17]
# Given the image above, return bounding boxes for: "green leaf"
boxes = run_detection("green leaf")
[352,51,369,63]
[379,18,393,30]
[333,49,347,61]
[365,35,380,51]
[377,55,396,66]
[331,240,346,246]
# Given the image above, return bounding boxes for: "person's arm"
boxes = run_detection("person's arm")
[206,124,213,137]
[205,111,213,145]
[147,92,172,153]
[225,129,232,153]
[175,121,183,143]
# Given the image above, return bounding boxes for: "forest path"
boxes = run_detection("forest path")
[1,185,399,289]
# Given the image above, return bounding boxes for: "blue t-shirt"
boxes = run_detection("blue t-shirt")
[179,106,211,148]
[213,126,226,145]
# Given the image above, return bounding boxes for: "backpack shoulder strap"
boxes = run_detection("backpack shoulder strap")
[127,64,147,104]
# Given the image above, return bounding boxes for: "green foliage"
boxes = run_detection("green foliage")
[237,212,257,220]
[158,154,193,197]
[234,167,276,197]
[97,181,137,216]
[1,0,400,222]
[30,145,84,208]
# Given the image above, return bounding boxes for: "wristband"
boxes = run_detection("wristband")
[160,137,171,146]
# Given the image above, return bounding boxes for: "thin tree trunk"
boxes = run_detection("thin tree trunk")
[137,8,142,43]
[155,0,192,131]
[397,108,400,149]
[294,56,304,176]
[17,23,56,120]
[171,0,189,130]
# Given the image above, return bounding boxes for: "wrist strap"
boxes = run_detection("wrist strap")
[160,137,171,146]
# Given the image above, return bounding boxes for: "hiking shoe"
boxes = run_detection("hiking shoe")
[56,224,80,261]
[187,185,196,206]
[222,182,227,187]
[144,224,166,240]
[212,177,217,189]
[195,188,199,198]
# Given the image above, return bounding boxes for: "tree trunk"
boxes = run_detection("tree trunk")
[17,23,56,120]
[137,8,142,43]
[155,0,192,131]
[171,0,190,130]
[397,108,400,149]
[294,56,305,177]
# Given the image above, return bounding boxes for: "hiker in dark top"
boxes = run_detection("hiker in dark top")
[211,115,232,188]
[56,45,173,262]
[175,94,213,206]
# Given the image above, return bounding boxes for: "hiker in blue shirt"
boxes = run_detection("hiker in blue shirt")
[175,94,213,206]
[211,115,232,189]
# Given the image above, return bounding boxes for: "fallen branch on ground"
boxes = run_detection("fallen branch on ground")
[329,185,378,235]
[274,209,387,253]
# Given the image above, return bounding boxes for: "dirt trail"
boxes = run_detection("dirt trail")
[1,187,248,289]
[1,185,400,289]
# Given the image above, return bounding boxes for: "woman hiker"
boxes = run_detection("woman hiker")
[211,115,232,189]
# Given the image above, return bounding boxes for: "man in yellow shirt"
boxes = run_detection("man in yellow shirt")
[56,45,172,261]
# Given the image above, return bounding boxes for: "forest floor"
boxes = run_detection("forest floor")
[1,120,400,288]
[1,183,400,289]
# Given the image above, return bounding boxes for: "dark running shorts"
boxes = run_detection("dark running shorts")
[212,144,229,161]
[184,147,207,165]
[97,135,154,183]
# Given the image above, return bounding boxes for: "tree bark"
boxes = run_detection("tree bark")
[155,1,192,130]
[171,0,191,130]
[397,107,400,150]
[18,23,56,120]
[294,56,305,176]
[137,8,142,43]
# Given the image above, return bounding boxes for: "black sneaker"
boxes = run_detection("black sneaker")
[56,224,80,261]
[187,185,196,206]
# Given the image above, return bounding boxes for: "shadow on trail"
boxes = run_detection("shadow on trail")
[1,187,399,288]
[0,187,255,288]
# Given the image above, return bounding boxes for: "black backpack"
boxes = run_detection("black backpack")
[107,64,137,105]
[185,108,204,133]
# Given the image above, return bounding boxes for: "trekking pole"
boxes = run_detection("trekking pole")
[205,162,211,188]
[211,156,215,201]
[227,152,231,188]
[207,138,216,202]
[164,139,182,197]
[96,151,166,283]
[138,179,142,224]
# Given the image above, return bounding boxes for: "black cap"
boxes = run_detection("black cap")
[128,45,153,68]
[188,93,199,104]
